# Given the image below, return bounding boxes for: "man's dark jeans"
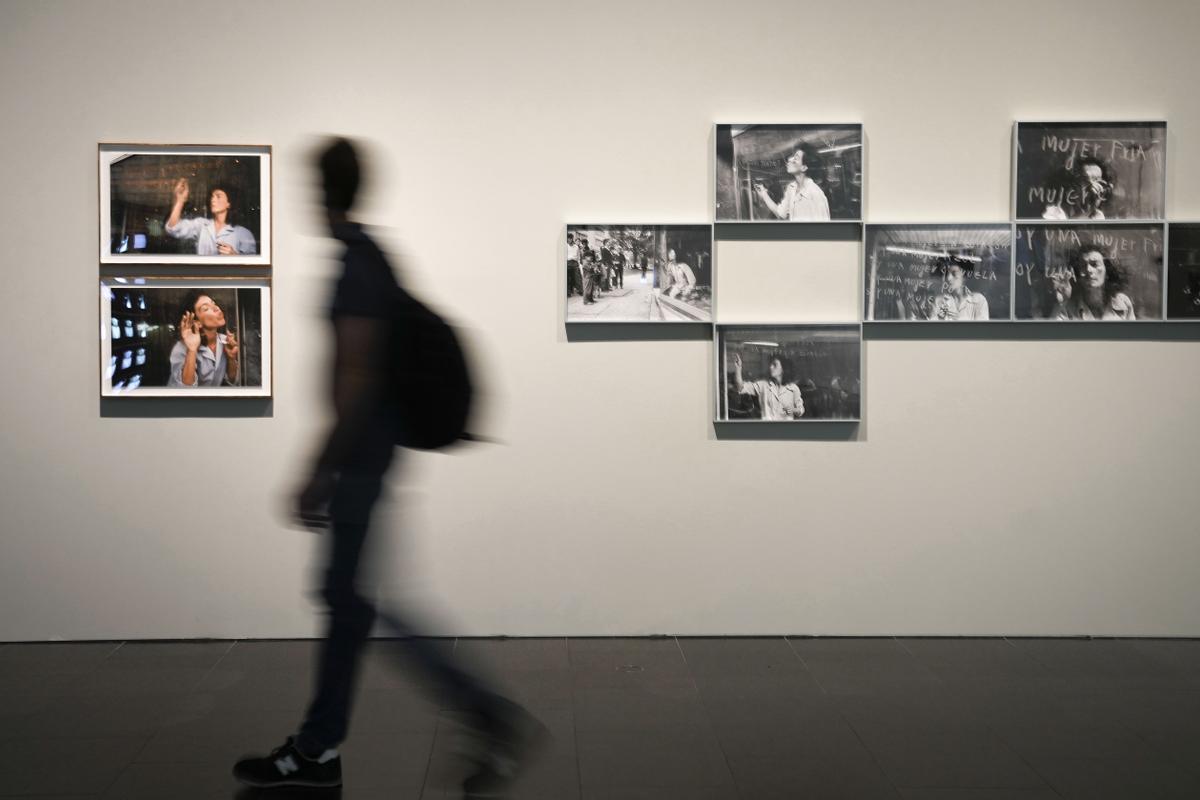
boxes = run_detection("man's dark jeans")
[297,462,505,753]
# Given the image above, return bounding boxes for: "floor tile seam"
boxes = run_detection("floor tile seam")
[782,635,829,696]
[1019,752,1200,796]
[974,723,1070,799]
[416,710,445,800]
[567,645,585,800]
[672,636,746,800]
[1002,637,1150,682]
[94,733,156,797]
[188,640,237,694]
[837,709,907,800]
[890,637,954,689]
[1109,712,1200,779]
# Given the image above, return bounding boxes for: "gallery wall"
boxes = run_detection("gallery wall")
[1,0,1198,640]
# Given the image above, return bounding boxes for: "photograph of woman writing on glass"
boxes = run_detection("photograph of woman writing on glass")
[165,178,258,256]
[1052,246,1136,320]
[929,255,990,321]
[168,290,240,387]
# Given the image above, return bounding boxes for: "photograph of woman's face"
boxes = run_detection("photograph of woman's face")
[209,189,231,216]
[192,295,226,329]
[1078,250,1107,288]
[944,263,966,292]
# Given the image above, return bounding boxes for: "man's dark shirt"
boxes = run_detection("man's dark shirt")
[329,221,400,472]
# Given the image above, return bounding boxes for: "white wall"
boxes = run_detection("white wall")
[2,0,1198,640]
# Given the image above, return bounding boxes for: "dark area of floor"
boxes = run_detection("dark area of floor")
[0,637,1197,799]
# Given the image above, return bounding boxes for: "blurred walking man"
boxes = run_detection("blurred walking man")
[233,137,542,798]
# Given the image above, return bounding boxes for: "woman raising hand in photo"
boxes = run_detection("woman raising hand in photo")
[169,290,239,387]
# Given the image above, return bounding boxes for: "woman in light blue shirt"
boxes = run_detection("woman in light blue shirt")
[164,178,257,255]
[168,290,240,387]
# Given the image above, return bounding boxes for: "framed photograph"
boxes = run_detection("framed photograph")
[715,124,863,222]
[99,144,271,265]
[566,224,713,322]
[864,224,1013,321]
[716,324,861,422]
[1167,223,1200,320]
[99,277,271,397]
[1013,121,1166,222]
[1014,224,1163,321]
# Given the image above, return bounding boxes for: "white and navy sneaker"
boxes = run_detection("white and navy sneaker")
[232,736,342,788]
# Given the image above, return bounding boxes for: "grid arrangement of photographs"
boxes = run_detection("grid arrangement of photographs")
[98,143,273,398]
[561,116,1196,430]
[1010,121,1168,323]
[857,121,1176,324]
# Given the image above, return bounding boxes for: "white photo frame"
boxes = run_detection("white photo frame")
[99,143,272,266]
[714,123,864,224]
[99,277,272,397]
[715,323,862,422]
[1011,121,1166,224]
[863,223,1014,322]
[1012,223,1164,322]
[1166,222,1200,321]
[565,224,714,323]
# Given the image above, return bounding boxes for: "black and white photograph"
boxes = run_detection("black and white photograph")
[1167,223,1200,320]
[99,144,271,265]
[1014,224,1163,321]
[100,278,271,397]
[717,324,861,422]
[565,224,712,322]
[864,224,1013,321]
[715,124,863,222]
[1014,122,1166,222]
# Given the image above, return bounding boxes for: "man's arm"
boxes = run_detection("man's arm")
[313,315,390,473]
[294,313,390,529]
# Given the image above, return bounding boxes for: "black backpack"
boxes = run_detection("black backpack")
[391,288,473,450]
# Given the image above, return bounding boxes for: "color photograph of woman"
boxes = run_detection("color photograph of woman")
[101,281,269,396]
[100,145,270,264]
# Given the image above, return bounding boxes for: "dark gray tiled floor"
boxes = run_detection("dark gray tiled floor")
[1,637,1198,798]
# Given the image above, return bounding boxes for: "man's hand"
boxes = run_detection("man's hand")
[293,469,336,531]
[732,352,742,370]
[173,177,190,204]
